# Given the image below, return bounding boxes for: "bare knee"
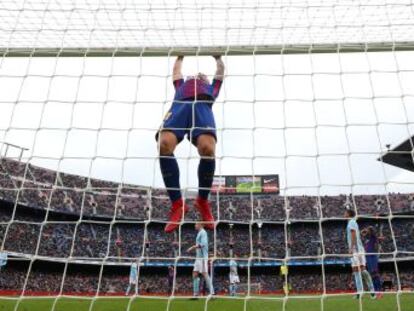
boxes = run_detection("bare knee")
[158,132,177,155]
[197,135,216,157]
[159,139,174,155]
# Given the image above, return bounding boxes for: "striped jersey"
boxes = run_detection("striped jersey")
[173,78,222,103]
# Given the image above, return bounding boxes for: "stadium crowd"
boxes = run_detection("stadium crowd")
[0,158,413,223]
[1,206,413,261]
[1,158,414,296]
[1,264,413,295]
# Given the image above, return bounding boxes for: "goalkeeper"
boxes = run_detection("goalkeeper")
[156,55,225,233]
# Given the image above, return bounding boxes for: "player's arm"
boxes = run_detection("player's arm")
[172,55,184,83]
[209,55,225,100]
[213,55,225,81]
[360,228,368,236]
[188,237,207,253]
[187,243,201,253]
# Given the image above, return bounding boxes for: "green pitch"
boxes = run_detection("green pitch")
[0,294,413,311]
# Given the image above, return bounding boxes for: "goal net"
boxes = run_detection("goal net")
[0,0,413,310]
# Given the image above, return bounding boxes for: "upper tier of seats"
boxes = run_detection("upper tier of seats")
[0,158,413,221]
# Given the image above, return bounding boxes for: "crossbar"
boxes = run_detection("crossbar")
[1,42,414,57]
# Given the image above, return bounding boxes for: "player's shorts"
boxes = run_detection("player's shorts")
[365,255,379,273]
[351,251,366,267]
[129,277,137,285]
[229,274,240,284]
[156,100,216,145]
[193,258,209,273]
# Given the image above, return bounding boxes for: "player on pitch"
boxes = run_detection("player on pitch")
[229,257,240,296]
[187,222,215,298]
[125,261,139,295]
[345,209,376,299]
[362,226,383,298]
[156,55,225,233]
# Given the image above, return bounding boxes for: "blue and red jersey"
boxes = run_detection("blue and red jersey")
[365,234,378,253]
[173,78,222,103]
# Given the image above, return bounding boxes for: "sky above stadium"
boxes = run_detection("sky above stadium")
[0,0,413,195]
[0,53,413,195]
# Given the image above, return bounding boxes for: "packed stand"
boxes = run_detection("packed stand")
[1,264,413,295]
[0,158,413,223]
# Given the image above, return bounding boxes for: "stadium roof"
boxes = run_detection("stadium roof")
[379,136,414,173]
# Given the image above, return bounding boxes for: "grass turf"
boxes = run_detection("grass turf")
[0,293,413,311]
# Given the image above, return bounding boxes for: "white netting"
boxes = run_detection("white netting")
[0,1,413,311]
[0,0,414,48]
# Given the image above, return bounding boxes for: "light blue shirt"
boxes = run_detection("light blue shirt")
[196,229,209,259]
[0,252,7,267]
[130,263,138,279]
[346,218,364,252]
[229,259,238,275]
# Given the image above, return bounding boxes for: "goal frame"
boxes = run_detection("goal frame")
[1,41,414,57]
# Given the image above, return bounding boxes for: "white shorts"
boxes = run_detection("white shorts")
[129,277,137,285]
[193,259,208,273]
[230,274,240,284]
[351,252,366,267]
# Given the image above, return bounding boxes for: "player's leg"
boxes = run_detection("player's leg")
[191,102,217,229]
[372,272,382,292]
[158,130,180,202]
[156,103,190,232]
[361,266,376,298]
[168,277,173,294]
[192,259,204,298]
[356,254,375,298]
[201,272,214,295]
[352,267,363,296]
[367,255,382,295]
[158,131,189,232]
[194,134,216,229]
[230,281,237,296]
[125,282,131,295]
[229,274,238,296]
[199,259,214,296]
[196,134,216,197]
[233,276,240,296]
[192,270,201,297]
[372,271,383,296]
[351,255,363,296]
